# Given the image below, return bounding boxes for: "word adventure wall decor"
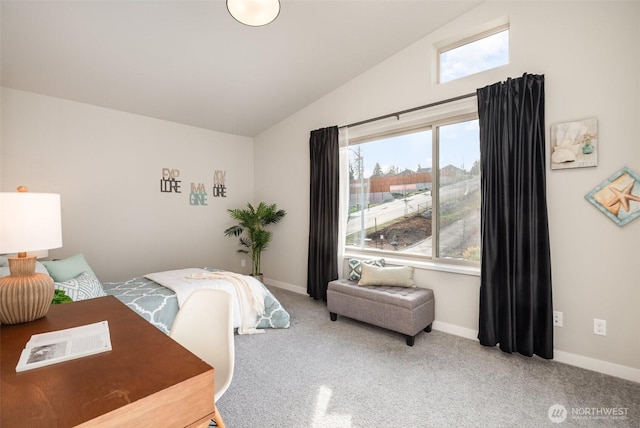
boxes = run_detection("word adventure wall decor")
[213,170,227,198]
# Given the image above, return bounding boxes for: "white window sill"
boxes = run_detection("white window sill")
[343,251,480,277]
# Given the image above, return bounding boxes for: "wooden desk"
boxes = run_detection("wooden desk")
[1,296,216,427]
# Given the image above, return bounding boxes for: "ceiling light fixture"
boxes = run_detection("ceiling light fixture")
[227,0,281,27]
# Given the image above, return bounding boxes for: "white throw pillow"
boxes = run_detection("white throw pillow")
[358,263,415,287]
[54,271,107,301]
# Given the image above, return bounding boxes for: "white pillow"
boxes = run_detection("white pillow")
[358,263,415,287]
[54,271,107,301]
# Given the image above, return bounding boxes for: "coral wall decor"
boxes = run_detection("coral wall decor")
[585,167,640,226]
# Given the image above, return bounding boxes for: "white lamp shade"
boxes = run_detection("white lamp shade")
[227,0,280,27]
[0,192,62,254]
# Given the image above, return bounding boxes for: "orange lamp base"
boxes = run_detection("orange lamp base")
[0,257,54,324]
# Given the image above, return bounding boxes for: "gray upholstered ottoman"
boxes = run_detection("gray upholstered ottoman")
[327,279,435,346]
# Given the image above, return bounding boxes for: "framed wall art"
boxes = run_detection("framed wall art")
[585,167,640,226]
[550,118,597,170]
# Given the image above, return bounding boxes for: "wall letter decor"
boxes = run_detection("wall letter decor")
[189,182,208,206]
[160,168,182,193]
[213,170,227,198]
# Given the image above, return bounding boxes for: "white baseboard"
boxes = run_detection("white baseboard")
[553,350,640,383]
[264,278,307,295]
[432,320,479,341]
[433,321,639,383]
[265,280,640,384]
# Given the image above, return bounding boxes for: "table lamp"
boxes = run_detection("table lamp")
[0,186,62,324]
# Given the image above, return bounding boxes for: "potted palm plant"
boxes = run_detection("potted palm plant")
[224,202,286,281]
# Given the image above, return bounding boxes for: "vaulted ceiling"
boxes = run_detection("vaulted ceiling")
[1,1,481,137]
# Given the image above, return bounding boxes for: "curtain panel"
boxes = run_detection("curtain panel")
[307,126,339,300]
[476,74,554,359]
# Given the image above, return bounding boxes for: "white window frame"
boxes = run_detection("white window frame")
[437,23,510,84]
[341,97,481,276]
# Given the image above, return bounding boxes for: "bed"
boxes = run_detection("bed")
[102,267,290,334]
[6,253,290,335]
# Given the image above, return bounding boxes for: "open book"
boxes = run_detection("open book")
[16,321,112,372]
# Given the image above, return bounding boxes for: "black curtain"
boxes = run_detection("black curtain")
[307,126,339,300]
[476,74,553,359]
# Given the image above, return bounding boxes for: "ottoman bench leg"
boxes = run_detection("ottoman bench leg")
[330,312,337,321]
[407,323,433,346]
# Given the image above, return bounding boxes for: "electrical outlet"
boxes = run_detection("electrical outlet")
[594,319,606,336]
[553,311,563,327]
[241,259,246,267]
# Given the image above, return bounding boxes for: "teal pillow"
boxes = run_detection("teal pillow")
[42,253,98,282]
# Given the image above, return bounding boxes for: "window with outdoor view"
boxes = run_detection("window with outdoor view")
[439,26,509,83]
[344,116,480,266]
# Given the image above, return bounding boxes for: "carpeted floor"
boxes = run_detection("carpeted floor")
[215,286,640,427]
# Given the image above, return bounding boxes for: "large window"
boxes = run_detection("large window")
[344,114,480,266]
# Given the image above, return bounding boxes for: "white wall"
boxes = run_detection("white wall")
[254,1,640,378]
[1,88,255,281]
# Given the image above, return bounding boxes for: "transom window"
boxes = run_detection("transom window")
[343,109,480,267]
[439,26,509,83]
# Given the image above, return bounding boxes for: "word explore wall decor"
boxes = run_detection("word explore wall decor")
[160,168,182,193]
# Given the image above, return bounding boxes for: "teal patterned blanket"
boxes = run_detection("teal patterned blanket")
[102,268,290,334]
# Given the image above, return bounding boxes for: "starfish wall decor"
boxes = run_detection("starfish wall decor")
[586,167,640,226]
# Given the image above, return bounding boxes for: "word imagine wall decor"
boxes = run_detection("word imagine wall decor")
[189,182,208,206]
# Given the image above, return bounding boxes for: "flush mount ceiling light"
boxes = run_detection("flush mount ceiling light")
[227,0,281,27]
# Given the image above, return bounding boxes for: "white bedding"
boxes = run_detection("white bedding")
[145,268,267,334]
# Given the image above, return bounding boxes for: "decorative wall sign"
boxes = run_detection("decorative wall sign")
[160,168,182,193]
[585,167,640,226]
[213,170,227,198]
[189,183,208,206]
[551,118,598,170]
[159,167,227,205]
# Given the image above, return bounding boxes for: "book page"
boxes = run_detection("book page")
[16,321,112,372]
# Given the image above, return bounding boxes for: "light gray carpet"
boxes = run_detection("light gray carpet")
[216,286,640,428]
